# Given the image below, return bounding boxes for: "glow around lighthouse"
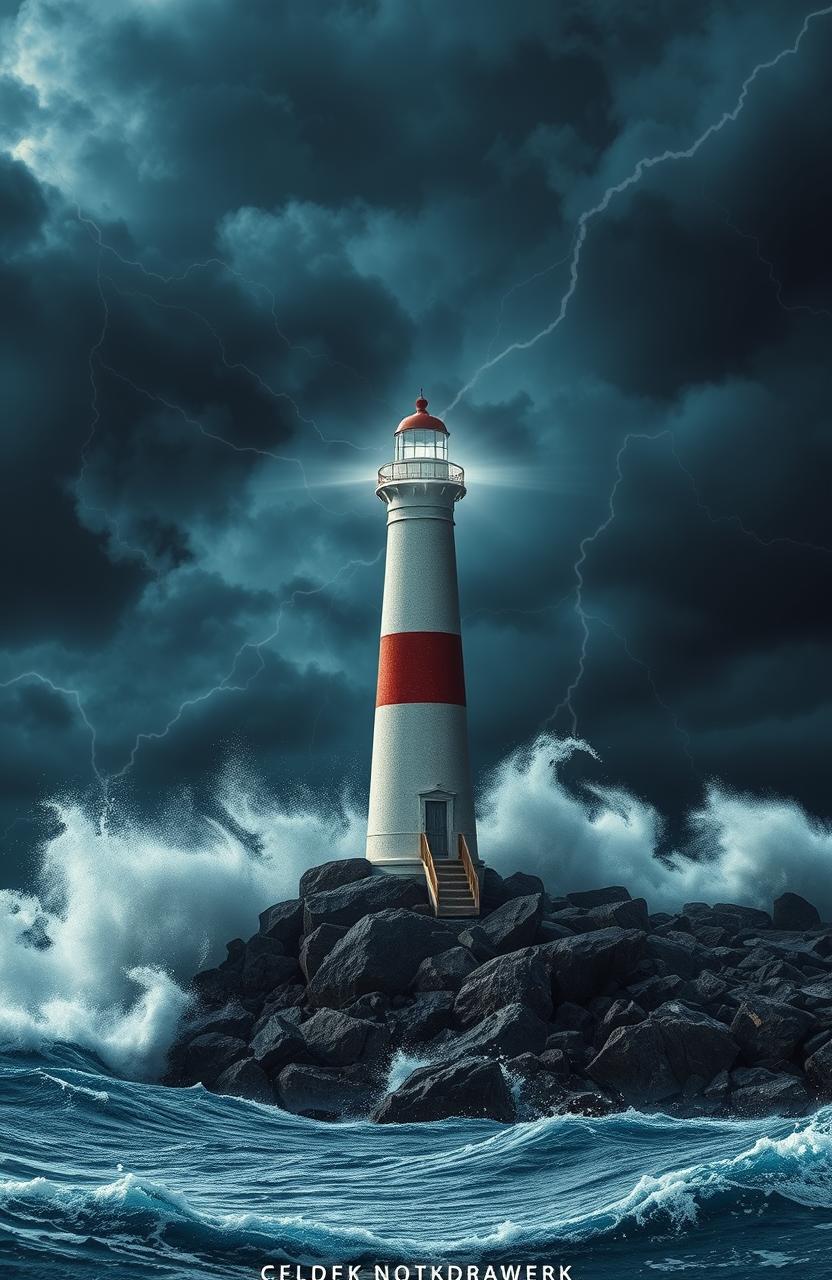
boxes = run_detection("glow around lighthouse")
[366,396,479,883]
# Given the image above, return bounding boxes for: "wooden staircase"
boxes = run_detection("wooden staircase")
[419,833,480,918]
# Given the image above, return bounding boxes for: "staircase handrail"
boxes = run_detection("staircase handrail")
[420,832,440,915]
[458,834,480,911]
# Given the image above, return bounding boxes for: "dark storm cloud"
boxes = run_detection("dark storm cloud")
[1,0,831,884]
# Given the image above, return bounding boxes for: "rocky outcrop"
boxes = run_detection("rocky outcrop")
[164,858,832,1125]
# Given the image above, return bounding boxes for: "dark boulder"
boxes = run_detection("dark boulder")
[538,921,575,943]
[301,1008,390,1067]
[190,966,242,1007]
[773,892,822,931]
[299,858,373,899]
[183,1033,249,1086]
[307,909,455,1007]
[480,894,544,954]
[456,925,497,963]
[481,867,509,911]
[178,999,254,1044]
[652,1002,739,1086]
[626,975,685,1011]
[212,1057,275,1104]
[389,992,454,1045]
[551,1001,595,1042]
[594,999,646,1046]
[373,1056,515,1124]
[562,1085,618,1116]
[804,1038,832,1093]
[729,1067,810,1117]
[454,950,553,1026]
[250,1013,310,1072]
[566,886,630,909]
[543,928,646,1002]
[441,1002,548,1063]
[299,924,347,982]
[241,938,299,994]
[730,997,816,1065]
[304,877,427,934]
[713,903,772,930]
[502,871,545,900]
[413,946,479,993]
[343,992,391,1022]
[587,1021,677,1104]
[544,1030,587,1069]
[645,932,713,980]
[258,899,304,949]
[275,1064,376,1119]
[586,898,650,933]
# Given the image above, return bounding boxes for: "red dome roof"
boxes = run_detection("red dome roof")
[395,395,448,435]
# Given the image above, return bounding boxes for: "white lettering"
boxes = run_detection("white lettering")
[543,1269,556,1280]
[394,1268,410,1280]
[560,1269,573,1280]
[260,1268,274,1280]
[375,1268,390,1280]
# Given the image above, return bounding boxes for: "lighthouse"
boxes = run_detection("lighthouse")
[366,395,480,916]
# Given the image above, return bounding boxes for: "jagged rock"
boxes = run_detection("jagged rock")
[212,1057,274,1103]
[241,937,299,994]
[547,908,591,931]
[626,975,685,1011]
[646,932,714,980]
[257,982,306,1020]
[714,903,772,930]
[301,1008,390,1067]
[681,972,729,1008]
[276,1064,376,1119]
[703,1069,731,1103]
[191,965,242,1007]
[729,1067,810,1116]
[586,898,650,932]
[652,1002,739,1085]
[389,992,454,1045]
[502,871,545,900]
[799,977,832,1010]
[179,999,254,1044]
[299,924,348,982]
[373,1056,515,1124]
[480,893,544,954]
[299,858,374,899]
[551,1001,595,1041]
[804,1038,832,1093]
[730,996,816,1065]
[587,1021,677,1104]
[538,1047,570,1077]
[773,892,822,931]
[538,920,575,942]
[343,992,391,1021]
[481,867,510,911]
[456,925,497,963]
[225,938,246,963]
[562,1085,618,1116]
[544,1030,586,1067]
[413,946,479,992]
[183,1033,249,1086]
[307,909,455,1006]
[454,950,553,1025]
[441,1002,548,1062]
[303,877,427,934]
[566,886,630,909]
[594,999,645,1046]
[543,928,646,1002]
[250,1013,310,1072]
[258,899,304,949]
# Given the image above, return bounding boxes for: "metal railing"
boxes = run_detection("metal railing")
[458,834,480,912]
[377,460,464,485]
[420,832,440,914]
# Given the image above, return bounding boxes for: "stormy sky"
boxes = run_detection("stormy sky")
[1,0,831,887]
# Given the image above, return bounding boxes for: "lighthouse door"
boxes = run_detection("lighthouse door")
[424,800,449,858]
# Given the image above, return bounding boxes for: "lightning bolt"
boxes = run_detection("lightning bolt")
[0,672,106,796]
[722,210,832,321]
[443,3,832,415]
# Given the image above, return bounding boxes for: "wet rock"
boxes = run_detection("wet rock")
[442,1002,549,1062]
[543,928,646,1002]
[179,999,254,1044]
[562,1085,618,1116]
[730,996,816,1065]
[275,1064,376,1119]
[191,966,242,1007]
[626,975,685,1011]
[373,1056,515,1124]
[299,858,373,899]
[241,938,299,995]
[299,924,347,982]
[456,925,497,963]
[307,909,455,1007]
[587,1021,677,1104]
[566,887,630,909]
[413,946,479,993]
[799,977,832,1010]
[212,1057,274,1103]
[454,950,553,1025]
[713,903,772,930]
[773,892,822,931]
[594,999,646,1046]
[480,893,544,954]
[301,1008,390,1067]
[729,1067,810,1116]
[250,1013,310,1072]
[389,992,454,1045]
[303,877,427,934]
[343,992,391,1022]
[258,899,304,950]
[183,1033,249,1086]
[652,1002,739,1085]
[645,933,713,980]
[481,867,509,911]
[551,1001,595,1041]
[537,920,575,943]
[804,1038,832,1093]
[703,1069,731,1103]
[544,1030,586,1068]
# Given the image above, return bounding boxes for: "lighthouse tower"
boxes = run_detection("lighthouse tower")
[366,395,480,913]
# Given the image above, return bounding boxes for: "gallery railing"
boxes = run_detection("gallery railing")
[377,460,465,485]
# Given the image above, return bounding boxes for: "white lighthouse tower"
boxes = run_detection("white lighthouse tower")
[366,395,480,916]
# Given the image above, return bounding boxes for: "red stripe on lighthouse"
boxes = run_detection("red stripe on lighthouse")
[376,631,466,707]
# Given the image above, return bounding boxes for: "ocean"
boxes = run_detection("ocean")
[3,1042,832,1279]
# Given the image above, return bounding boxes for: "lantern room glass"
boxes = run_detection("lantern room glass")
[395,428,448,462]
